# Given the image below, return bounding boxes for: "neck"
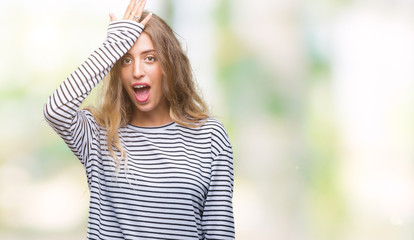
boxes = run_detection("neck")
[130,107,173,127]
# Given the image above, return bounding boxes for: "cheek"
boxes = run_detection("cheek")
[156,67,164,85]
[149,66,164,89]
[119,69,127,81]
[120,79,128,93]
[119,71,130,88]
[158,77,170,104]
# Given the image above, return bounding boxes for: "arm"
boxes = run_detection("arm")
[43,0,151,165]
[202,127,235,239]
[43,20,143,164]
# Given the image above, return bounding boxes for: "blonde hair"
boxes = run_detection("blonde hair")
[88,12,209,170]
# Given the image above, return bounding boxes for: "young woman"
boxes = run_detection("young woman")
[43,0,234,239]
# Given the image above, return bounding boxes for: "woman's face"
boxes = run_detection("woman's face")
[119,32,168,120]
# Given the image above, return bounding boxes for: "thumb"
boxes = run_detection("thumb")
[109,12,117,22]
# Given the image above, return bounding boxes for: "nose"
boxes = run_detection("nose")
[132,60,145,79]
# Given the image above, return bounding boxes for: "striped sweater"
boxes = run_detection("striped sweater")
[43,20,234,239]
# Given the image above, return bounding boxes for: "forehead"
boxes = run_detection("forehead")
[128,32,154,54]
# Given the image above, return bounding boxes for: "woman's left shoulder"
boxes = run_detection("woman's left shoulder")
[201,118,229,136]
[201,118,232,152]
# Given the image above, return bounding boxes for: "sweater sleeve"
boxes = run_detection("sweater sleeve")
[201,125,235,239]
[43,20,144,166]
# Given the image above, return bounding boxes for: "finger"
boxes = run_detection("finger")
[123,0,136,19]
[140,12,152,26]
[135,0,147,18]
[109,12,117,22]
[130,2,141,19]
[131,0,146,20]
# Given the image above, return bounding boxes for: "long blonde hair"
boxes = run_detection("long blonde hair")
[88,12,209,169]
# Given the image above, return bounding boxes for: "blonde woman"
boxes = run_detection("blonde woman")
[43,0,234,239]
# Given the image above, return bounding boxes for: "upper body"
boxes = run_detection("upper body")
[43,1,234,239]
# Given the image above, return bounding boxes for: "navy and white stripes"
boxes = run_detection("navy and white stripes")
[44,20,234,239]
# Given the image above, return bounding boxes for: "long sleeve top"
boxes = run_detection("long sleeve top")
[43,20,235,240]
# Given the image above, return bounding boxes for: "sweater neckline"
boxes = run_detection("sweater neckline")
[126,121,176,133]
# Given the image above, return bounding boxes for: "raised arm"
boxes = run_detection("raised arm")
[43,0,151,165]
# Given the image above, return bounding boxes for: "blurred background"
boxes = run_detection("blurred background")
[1,0,414,239]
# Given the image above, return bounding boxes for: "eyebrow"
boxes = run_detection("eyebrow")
[125,49,156,56]
[141,49,156,55]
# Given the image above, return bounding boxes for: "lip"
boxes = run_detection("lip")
[132,82,150,88]
[132,82,151,103]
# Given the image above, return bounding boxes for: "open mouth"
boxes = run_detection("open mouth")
[133,83,150,103]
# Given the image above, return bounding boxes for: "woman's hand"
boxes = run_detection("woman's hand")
[109,0,152,26]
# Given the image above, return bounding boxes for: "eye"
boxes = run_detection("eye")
[121,57,133,65]
[145,55,157,62]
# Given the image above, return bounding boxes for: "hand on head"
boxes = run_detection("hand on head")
[109,0,152,26]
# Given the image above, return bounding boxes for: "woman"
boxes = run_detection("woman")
[43,0,234,239]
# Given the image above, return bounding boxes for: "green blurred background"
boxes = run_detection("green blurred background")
[1,0,414,239]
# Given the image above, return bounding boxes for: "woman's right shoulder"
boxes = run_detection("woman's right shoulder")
[79,109,104,129]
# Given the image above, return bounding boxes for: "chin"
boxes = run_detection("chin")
[135,104,154,112]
